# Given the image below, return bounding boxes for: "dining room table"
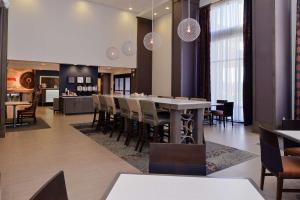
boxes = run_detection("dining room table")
[274,130,300,144]
[112,95,211,144]
[101,173,265,200]
[5,101,31,128]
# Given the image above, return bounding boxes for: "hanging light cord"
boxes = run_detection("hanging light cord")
[152,0,154,31]
[188,0,190,19]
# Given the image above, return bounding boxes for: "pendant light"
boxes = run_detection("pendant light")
[2,0,10,8]
[177,0,201,42]
[143,0,162,51]
[122,0,137,56]
[106,47,119,60]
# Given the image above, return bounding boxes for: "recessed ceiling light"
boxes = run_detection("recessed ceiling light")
[154,13,157,16]
[165,6,170,10]
[129,7,133,10]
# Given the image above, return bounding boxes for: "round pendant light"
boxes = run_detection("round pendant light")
[106,47,119,60]
[2,0,10,8]
[122,41,136,56]
[143,0,162,51]
[143,32,161,51]
[177,0,201,42]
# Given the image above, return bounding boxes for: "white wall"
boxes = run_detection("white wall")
[8,0,137,68]
[152,13,172,96]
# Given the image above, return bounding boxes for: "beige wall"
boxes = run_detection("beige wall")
[152,13,172,96]
[8,0,137,68]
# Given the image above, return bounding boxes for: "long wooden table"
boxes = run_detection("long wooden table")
[102,174,265,200]
[111,95,211,144]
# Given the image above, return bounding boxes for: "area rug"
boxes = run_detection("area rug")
[6,118,51,132]
[72,123,257,175]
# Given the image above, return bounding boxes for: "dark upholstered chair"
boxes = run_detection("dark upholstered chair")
[149,143,206,176]
[259,126,300,200]
[211,102,234,128]
[17,94,40,124]
[282,119,300,156]
[29,171,68,200]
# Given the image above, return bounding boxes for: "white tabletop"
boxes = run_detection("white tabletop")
[275,130,300,143]
[5,101,31,106]
[104,174,264,200]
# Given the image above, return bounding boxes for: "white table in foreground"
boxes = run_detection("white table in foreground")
[102,174,265,200]
[5,101,31,128]
[274,130,300,144]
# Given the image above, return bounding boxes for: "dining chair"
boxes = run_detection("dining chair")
[211,102,234,128]
[259,126,300,200]
[104,96,121,136]
[116,97,131,142]
[29,171,68,200]
[91,94,101,128]
[149,143,206,176]
[17,93,40,124]
[190,98,212,125]
[282,119,300,156]
[138,100,170,152]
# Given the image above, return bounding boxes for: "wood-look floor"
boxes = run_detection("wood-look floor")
[0,107,299,200]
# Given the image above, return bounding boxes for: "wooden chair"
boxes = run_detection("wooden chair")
[17,94,40,124]
[149,143,206,176]
[282,119,300,156]
[259,126,300,200]
[211,102,234,128]
[29,171,68,200]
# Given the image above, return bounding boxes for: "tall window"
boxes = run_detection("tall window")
[210,0,244,122]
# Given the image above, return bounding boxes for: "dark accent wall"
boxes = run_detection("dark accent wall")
[59,64,98,95]
[0,3,8,138]
[35,70,59,88]
[253,0,291,129]
[134,17,152,95]
[172,0,200,97]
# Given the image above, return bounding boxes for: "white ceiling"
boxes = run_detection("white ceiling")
[86,0,172,18]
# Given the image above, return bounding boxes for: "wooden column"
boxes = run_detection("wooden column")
[0,2,8,138]
[172,0,199,97]
[133,17,152,95]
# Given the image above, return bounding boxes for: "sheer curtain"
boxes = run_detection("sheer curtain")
[210,0,244,122]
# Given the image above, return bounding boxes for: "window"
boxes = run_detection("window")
[210,0,244,122]
[114,74,131,95]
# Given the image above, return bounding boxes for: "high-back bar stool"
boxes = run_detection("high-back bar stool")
[127,98,143,148]
[104,96,121,137]
[116,97,131,143]
[97,95,108,131]
[92,94,101,128]
[138,100,170,152]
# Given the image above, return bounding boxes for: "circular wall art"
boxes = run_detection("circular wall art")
[106,47,119,60]
[20,71,34,89]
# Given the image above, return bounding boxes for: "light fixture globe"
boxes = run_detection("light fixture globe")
[177,18,201,42]
[2,0,10,8]
[143,32,162,51]
[106,47,119,60]
[122,41,136,56]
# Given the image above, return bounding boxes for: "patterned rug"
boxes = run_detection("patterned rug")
[72,123,257,175]
[6,118,51,132]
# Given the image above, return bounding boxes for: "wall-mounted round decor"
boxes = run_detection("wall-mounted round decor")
[20,71,34,89]
[106,47,119,60]
[122,41,136,56]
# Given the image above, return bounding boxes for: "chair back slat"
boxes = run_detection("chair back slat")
[118,98,130,117]
[29,171,68,200]
[259,126,283,175]
[149,143,206,176]
[127,99,142,122]
[282,119,300,130]
[139,100,158,124]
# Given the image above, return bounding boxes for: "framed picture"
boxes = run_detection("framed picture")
[85,76,92,84]
[68,76,75,84]
[77,76,84,84]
